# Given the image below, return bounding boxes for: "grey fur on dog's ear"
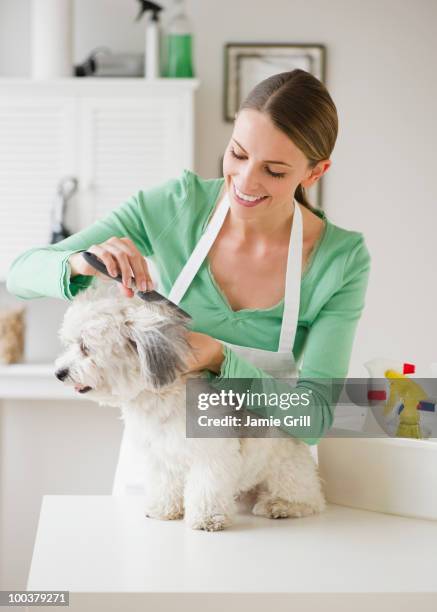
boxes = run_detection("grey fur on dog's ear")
[139,328,182,387]
[126,316,191,388]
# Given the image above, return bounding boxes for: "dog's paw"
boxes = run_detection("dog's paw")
[144,503,184,521]
[252,497,325,519]
[186,513,231,532]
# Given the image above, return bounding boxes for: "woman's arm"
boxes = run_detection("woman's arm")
[7,172,189,301]
[6,194,152,301]
[184,331,224,373]
[203,235,371,444]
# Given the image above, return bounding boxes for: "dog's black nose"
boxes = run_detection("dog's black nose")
[55,368,69,381]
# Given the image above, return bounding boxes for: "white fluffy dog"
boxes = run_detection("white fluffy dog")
[55,281,326,531]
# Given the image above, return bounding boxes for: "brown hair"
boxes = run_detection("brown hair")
[238,69,338,210]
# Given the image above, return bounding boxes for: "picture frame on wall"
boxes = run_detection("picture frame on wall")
[224,43,326,122]
[223,43,326,209]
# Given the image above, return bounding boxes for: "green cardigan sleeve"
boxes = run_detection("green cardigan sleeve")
[206,235,371,444]
[6,172,189,301]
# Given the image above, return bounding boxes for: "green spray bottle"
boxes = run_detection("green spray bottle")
[163,0,195,78]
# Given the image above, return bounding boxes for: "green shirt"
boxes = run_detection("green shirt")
[7,169,371,444]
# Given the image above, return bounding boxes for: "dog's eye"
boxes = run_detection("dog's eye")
[80,341,89,356]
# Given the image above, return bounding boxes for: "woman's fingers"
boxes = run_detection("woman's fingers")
[75,237,153,297]
[101,243,133,288]
[130,254,153,292]
[119,285,135,298]
[109,237,154,291]
[86,245,119,279]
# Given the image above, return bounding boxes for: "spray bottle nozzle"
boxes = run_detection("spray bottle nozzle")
[135,0,163,22]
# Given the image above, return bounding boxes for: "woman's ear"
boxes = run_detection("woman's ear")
[301,159,332,189]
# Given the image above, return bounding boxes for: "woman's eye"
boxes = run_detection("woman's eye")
[230,148,286,179]
[80,341,89,356]
[230,148,245,160]
[267,168,286,179]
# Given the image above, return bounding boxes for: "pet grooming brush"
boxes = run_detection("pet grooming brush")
[82,251,191,320]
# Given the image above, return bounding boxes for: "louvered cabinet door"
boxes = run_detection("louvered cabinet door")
[0,98,77,280]
[78,95,192,224]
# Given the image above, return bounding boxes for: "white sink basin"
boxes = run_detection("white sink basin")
[318,435,437,521]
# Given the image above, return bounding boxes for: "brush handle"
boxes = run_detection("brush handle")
[82,250,123,283]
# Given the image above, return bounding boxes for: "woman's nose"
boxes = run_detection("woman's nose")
[237,164,262,192]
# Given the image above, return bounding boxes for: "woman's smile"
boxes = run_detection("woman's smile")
[232,181,269,207]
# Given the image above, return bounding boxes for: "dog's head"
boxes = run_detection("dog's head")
[54,281,192,402]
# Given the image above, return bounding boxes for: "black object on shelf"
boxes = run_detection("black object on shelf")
[49,177,78,244]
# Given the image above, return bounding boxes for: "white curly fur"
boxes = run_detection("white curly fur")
[55,280,326,531]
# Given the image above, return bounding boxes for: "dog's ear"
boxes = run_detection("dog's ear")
[124,302,191,388]
[127,322,189,387]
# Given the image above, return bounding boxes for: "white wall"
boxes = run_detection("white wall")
[1,0,437,590]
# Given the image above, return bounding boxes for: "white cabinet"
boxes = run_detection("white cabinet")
[0,96,77,280]
[0,78,199,280]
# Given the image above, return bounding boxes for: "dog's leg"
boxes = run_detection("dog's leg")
[143,460,185,521]
[252,440,326,519]
[184,441,241,532]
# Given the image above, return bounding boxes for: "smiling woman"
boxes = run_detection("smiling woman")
[224,106,333,212]
[209,77,335,312]
[7,68,370,498]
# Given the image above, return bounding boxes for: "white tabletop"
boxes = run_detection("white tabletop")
[27,495,437,611]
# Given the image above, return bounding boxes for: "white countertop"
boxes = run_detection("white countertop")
[26,495,437,610]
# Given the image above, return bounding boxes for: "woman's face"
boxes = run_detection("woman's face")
[222,108,327,213]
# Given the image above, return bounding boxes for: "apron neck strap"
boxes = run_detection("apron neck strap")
[168,191,303,354]
[278,200,302,352]
[168,191,230,305]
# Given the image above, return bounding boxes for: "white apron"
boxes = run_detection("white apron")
[112,191,316,495]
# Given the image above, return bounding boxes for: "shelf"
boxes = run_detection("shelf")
[0,362,83,400]
[0,77,200,97]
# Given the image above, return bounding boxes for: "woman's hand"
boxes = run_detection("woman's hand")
[68,237,154,298]
[185,331,224,374]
